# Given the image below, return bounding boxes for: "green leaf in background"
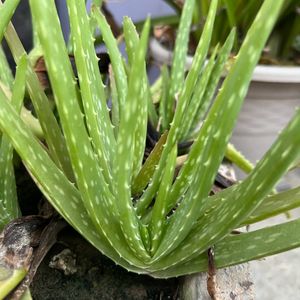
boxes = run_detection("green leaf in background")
[0,45,14,89]
[0,0,20,41]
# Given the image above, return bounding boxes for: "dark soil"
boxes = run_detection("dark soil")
[30,227,179,300]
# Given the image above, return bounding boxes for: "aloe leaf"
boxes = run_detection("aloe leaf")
[150,145,177,255]
[123,16,157,146]
[3,21,74,181]
[0,45,13,88]
[225,143,254,174]
[222,0,237,28]
[135,0,218,216]
[189,29,235,137]
[0,80,43,141]
[29,0,148,267]
[179,45,218,141]
[20,289,32,300]
[92,8,127,115]
[150,76,162,104]
[150,218,300,278]
[132,131,168,199]
[109,67,119,137]
[91,0,103,7]
[0,0,20,42]
[280,8,300,59]
[290,158,300,170]
[214,218,300,269]
[222,0,238,49]
[151,0,285,263]
[19,107,43,139]
[113,18,151,259]
[0,55,26,228]
[165,0,195,125]
[123,17,137,67]
[243,186,300,225]
[123,17,149,179]
[158,65,170,132]
[67,0,115,185]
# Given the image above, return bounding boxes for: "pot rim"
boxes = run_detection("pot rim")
[149,38,300,83]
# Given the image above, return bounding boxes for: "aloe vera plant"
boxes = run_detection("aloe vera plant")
[1,0,300,282]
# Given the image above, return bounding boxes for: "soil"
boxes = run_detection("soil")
[30,227,179,300]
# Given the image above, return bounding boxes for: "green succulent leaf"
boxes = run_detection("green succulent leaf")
[150,217,300,278]
[113,18,151,259]
[109,67,119,137]
[68,0,115,185]
[150,145,177,254]
[132,131,168,199]
[225,143,254,174]
[165,0,195,125]
[158,65,170,132]
[189,29,236,138]
[243,186,300,225]
[0,266,27,299]
[0,54,27,228]
[123,17,138,67]
[92,8,127,116]
[0,45,13,88]
[3,20,74,181]
[0,0,20,42]
[214,217,300,270]
[123,16,149,179]
[179,45,219,141]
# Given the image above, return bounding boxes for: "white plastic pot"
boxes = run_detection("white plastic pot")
[149,38,300,183]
